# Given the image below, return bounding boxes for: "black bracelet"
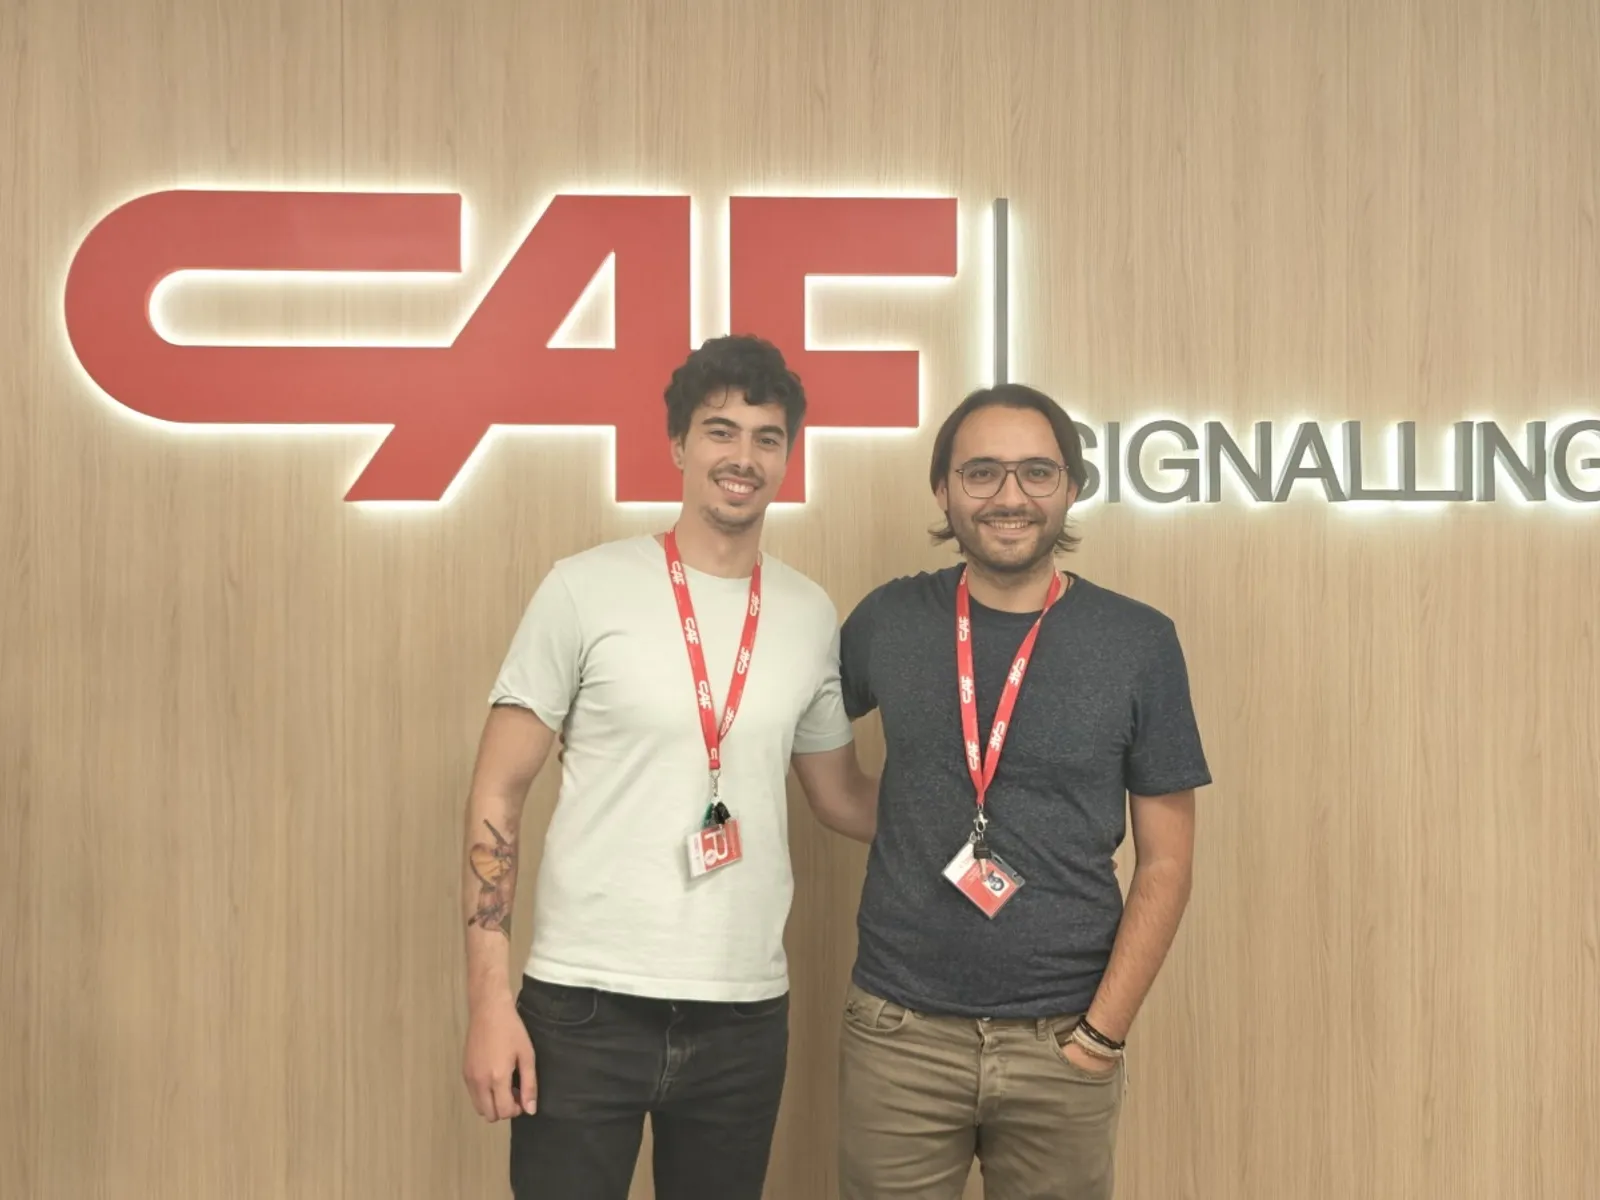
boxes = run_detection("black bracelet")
[1076,1018,1125,1052]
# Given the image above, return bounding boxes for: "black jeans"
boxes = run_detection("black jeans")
[509,974,790,1200]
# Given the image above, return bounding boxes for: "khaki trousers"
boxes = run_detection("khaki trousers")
[837,982,1126,1200]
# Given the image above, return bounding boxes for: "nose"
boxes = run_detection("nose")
[993,468,1029,506]
[726,434,759,472]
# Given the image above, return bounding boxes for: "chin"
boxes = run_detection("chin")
[965,532,1053,573]
[703,502,764,534]
[974,554,1041,575]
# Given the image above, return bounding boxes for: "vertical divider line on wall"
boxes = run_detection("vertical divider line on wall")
[993,197,1009,386]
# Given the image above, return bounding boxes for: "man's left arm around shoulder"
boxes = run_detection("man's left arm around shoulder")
[1084,788,1197,1043]
[791,742,879,844]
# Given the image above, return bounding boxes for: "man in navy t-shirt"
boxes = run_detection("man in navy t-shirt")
[834,383,1212,1200]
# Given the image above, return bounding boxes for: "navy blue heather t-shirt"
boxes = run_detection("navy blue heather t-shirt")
[839,566,1212,1019]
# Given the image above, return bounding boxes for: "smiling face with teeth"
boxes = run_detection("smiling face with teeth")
[935,403,1079,579]
[671,387,792,535]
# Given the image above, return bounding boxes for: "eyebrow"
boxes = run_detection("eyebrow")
[958,455,1060,465]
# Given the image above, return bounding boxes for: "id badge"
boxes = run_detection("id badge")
[686,818,743,877]
[942,838,1024,917]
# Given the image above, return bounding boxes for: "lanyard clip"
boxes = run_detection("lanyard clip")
[707,771,731,826]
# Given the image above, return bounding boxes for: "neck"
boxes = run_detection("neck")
[664,509,763,578]
[964,556,1063,613]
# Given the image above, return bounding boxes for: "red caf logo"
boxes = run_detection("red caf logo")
[63,190,959,503]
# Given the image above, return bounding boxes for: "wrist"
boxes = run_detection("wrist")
[1075,1014,1127,1054]
[1067,1023,1123,1062]
[1083,999,1128,1040]
[466,966,514,1013]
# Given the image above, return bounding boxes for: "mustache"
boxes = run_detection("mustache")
[715,467,764,486]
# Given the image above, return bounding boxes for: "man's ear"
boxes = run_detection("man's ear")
[671,436,686,470]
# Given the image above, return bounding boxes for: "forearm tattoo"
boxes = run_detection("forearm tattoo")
[467,819,517,938]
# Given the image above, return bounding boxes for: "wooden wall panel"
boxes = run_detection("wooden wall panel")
[2,1,1596,1197]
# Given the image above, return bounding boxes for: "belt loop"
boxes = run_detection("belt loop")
[1035,1017,1048,1041]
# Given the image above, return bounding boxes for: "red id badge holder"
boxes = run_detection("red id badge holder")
[686,798,743,878]
[943,825,1024,918]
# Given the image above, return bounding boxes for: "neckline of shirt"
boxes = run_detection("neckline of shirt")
[633,532,760,587]
[961,569,1090,622]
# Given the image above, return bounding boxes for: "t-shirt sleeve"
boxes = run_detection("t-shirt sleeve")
[486,565,584,731]
[791,621,856,755]
[1124,618,1212,796]
[838,588,880,720]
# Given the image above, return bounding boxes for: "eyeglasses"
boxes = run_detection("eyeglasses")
[953,457,1067,499]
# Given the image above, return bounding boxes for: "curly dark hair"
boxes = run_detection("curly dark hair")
[928,383,1090,554]
[664,335,807,445]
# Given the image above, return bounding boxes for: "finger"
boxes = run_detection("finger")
[471,1081,497,1122]
[492,1073,519,1121]
[517,1042,538,1114]
[462,1065,487,1119]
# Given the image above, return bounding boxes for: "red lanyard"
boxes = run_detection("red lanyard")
[664,530,762,792]
[955,568,1065,816]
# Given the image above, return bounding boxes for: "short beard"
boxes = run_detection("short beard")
[952,513,1061,576]
[701,503,763,535]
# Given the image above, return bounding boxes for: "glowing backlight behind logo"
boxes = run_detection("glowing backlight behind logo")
[62,189,959,504]
[61,188,1598,509]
